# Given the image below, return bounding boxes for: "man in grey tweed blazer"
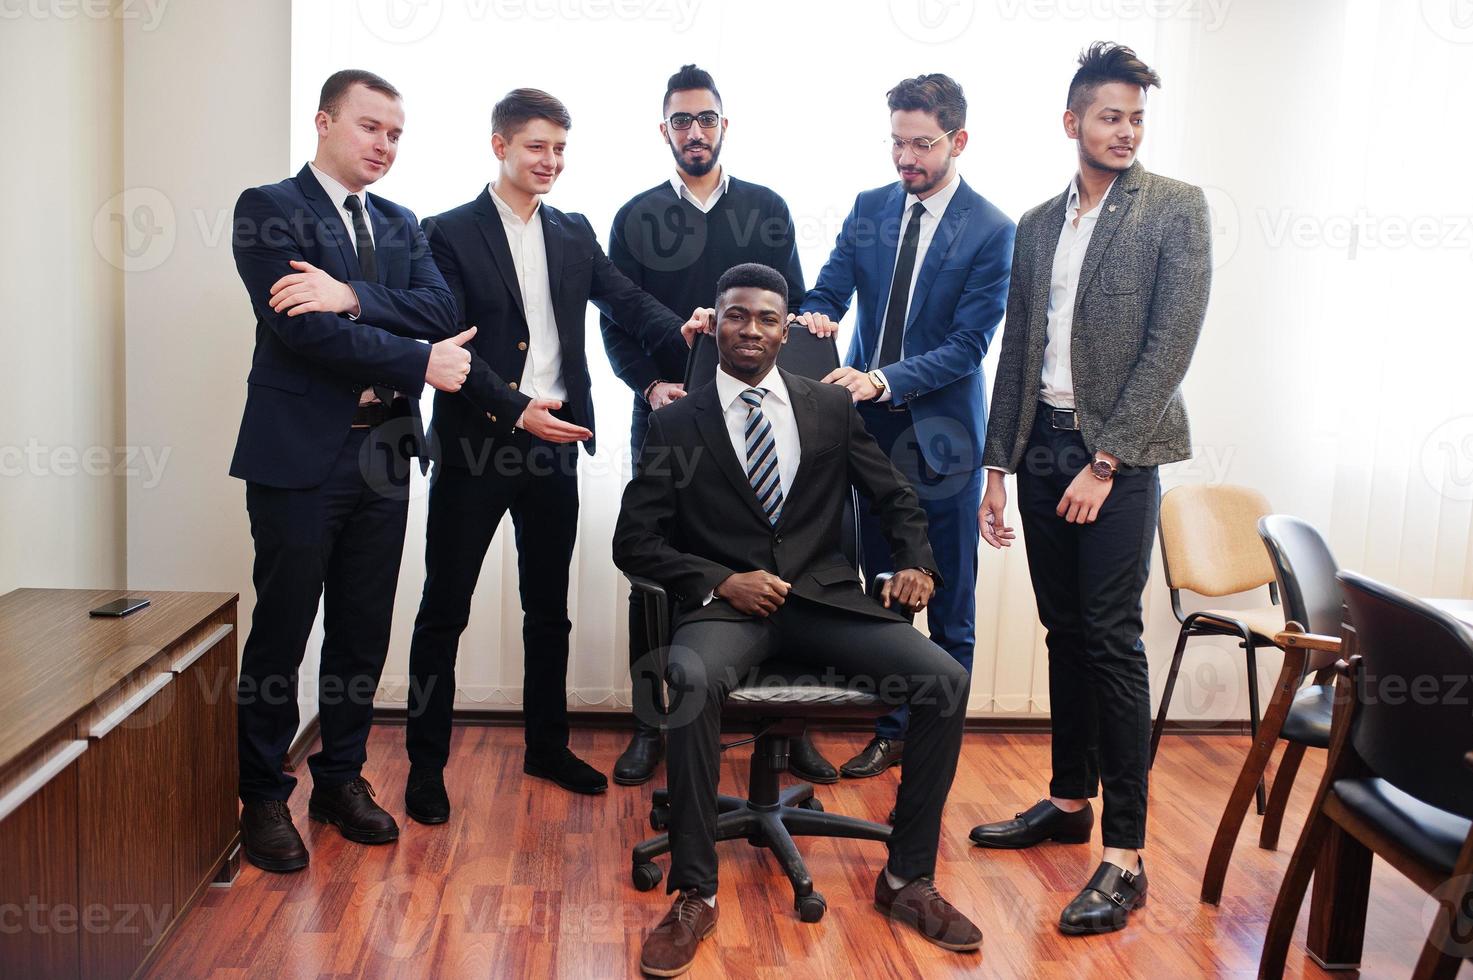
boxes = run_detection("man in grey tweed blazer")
[967,43,1211,936]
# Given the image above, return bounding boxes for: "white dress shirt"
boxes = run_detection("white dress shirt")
[488,182,567,403]
[871,169,962,401]
[669,168,729,213]
[1039,174,1116,410]
[704,365,801,605]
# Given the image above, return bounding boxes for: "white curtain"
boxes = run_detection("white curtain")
[290,0,1472,720]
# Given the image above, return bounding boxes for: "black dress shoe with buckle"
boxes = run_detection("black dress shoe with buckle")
[840,736,903,778]
[308,777,400,844]
[240,800,309,873]
[404,767,450,825]
[525,747,609,795]
[613,729,663,786]
[1059,859,1147,935]
[788,733,839,784]
[969,799,1093,849]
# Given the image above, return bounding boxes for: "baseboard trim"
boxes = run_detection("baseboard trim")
[369,705,1252,737]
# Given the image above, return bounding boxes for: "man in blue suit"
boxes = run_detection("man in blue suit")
[229,69,472,873]
[797,74,1015,778]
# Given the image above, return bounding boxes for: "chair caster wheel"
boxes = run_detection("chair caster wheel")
[649,805,670,831]
[632,862,662,892]
[795,892,826,923]
[797,797,824,812]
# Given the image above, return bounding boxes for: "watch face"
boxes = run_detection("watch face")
[1091,460,1115,479]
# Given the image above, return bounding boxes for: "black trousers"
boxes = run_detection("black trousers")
[664,597,971,897]
[406,433,580,767]
[237,427,410,802]
[1016,408,1159,849]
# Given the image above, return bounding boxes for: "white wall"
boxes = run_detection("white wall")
[0,10,126,595]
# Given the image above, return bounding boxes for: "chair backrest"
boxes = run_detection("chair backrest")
[683,325,840,390]
[1258,515,1343,670]
[1158,485,1275,597]
[1340,570,1473,821]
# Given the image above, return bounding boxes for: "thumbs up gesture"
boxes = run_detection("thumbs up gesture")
[426,326,476,392]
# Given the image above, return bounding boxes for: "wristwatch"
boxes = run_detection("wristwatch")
[868,370,887,399]
[1090,454,1118,481]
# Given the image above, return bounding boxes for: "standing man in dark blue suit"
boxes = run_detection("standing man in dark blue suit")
[229,70,471,873]
[797,74,1015,779]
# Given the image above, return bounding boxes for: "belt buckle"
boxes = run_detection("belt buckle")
[1050,408,1080,431]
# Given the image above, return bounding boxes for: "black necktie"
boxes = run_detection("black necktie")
[874,201,927,371]
[343,195,394,404]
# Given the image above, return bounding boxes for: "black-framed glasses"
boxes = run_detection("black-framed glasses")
[889,130,955,154]
[666,110,722,131]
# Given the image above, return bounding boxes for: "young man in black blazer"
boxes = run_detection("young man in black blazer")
[614,263,980,976]
[404,89,690,818]
[229,70,471,873]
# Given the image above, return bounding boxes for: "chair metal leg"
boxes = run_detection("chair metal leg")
[1244,640,1267,814]
[1149,626,1192,767]
[1259,741,1308,851]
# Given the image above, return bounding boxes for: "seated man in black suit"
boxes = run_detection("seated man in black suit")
[613,263,980,976]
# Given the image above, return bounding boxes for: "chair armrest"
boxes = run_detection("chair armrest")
[1274,628,1342,654]
[870,572,916,624]
[624,574,672,659]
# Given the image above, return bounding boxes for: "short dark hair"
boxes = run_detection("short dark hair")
[492,88,572,138]
[663,63,722,115]
[1066,42,1161,115]
[319,69,401,118]
[886,73,966,133]
[716,263,788,309]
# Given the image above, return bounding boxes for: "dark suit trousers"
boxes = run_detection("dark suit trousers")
[406,433,581,767]
[238,427,410,802]
[855,404,982,740]
[1016,409,1159,849]
[664,597,970,897]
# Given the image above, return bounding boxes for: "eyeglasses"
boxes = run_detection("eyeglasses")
[889,130,955,155]
[666,111,722,131]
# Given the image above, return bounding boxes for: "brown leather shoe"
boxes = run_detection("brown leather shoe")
[639,891,717,977]
[308,777,400,844]
[840,736,903,778]
[874,871,983,951]
[240,800,308,873]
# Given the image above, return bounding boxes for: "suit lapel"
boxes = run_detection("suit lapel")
[540,206,564,300]
[472,188,527,321]
[1073,162,1142,314]
[296,164,361,279]
[777,373,822,522]
[906,196,972,331]
[693,383,770,527]
[366,196,401,285]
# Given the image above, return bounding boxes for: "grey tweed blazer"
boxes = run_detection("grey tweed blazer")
[982,162,1212,470]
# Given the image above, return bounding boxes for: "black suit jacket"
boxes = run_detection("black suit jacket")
[613,371,937,627]
[421,189,688,467]
[229,164,459,489]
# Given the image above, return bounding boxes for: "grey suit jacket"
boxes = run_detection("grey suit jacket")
[983,162,1212,470]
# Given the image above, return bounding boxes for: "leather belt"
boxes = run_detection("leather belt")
[351,400,397,429]
[1042,402,1082,431]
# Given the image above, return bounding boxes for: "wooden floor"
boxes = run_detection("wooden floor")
[146,726,1463,979]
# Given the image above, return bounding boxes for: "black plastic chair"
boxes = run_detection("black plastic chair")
[683,321,840,391]
[1258,571,1473,977]
[1199,515,1344,902]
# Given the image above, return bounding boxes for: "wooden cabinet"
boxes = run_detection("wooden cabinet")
[0,590,238,980]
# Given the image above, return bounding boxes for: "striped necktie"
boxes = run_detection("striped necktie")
[740,387,784,526]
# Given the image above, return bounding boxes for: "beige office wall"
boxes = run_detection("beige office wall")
[0,11,126,595]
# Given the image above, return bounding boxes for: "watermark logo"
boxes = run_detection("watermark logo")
[889,0,975,43]
[93,187,175,273]
[1422,0,1473,43]
[357,0,444,43]
[1420,415,1473,502]
[1202,185,1240,270]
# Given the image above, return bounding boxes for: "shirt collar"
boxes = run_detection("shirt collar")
[308,162,367,213]
[903,169,960,220]
[716,363,788,412]
[487,181,541,225]
[670,168,729,206]
[1066,173,1118,220]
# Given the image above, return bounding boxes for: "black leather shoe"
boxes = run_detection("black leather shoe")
[840,737,903,778]
[1059,860,1147,935]
[613,729,663,786]
[788,734,839,784]
[969,799,1093,849]
[525,748,608,795]
[240,800,308,873]
[308,777,400,844]
[404,767,450,825]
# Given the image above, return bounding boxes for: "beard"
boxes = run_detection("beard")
[671,133,723,177]
[897,159,951,197]
[1078,140,1135,174]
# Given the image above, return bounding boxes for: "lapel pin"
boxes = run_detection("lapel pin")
[1108,205,1117,213]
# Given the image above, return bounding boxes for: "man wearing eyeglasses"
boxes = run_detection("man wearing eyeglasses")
[601,64,815,787]
[796,74,1015,781]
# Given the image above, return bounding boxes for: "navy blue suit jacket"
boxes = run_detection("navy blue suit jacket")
[802,177,1015,475]
[229,165,458,489]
